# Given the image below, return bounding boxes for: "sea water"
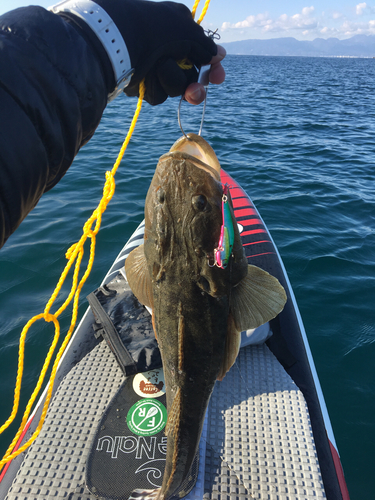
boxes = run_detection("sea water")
[0,56,374,499]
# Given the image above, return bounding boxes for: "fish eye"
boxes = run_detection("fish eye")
[192,194,207,211]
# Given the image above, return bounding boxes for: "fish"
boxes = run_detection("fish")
[125,133,287,500]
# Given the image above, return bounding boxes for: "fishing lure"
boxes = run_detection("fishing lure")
[214,184,235,269]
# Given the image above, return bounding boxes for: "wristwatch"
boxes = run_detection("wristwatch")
[50,0,134,101]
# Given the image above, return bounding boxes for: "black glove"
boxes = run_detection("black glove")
[94,0,217,105]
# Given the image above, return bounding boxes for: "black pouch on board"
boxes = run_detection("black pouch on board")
[85,367,199,500]
[85,271,198,499]
[86,272,162,376]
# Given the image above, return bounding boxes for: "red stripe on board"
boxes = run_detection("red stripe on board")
[329,440,351,500]
[220,170,233,183]
[241,229,267,237]
[0,416,35,483]
[228,187,245,199]
[240,218,263,226]
[232,197,253,209]
[247,252,275,259]
[220,170,270,241]
[234,208,258,218]
[243,240,271,246]
[220,169,251,202]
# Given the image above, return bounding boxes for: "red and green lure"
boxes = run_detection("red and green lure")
[214,184,235,269]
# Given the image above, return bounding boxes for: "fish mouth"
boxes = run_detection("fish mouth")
[161,133,221,181]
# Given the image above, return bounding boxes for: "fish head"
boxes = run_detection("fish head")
[144,134,246,294]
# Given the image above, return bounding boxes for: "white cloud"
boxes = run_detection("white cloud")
[356,2,375,15]
[336,17,375,35]
[231,12,271,30]
[221,6,317,34]
[318,25,340,37]
[332,11,343,19]
[302,6,315,16]
[220,4,375,41]
[356,3,367,15]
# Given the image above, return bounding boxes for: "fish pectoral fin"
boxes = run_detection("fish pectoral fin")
[230,264,287,331]
[217,313,241,381]
[218,266,286,380]
[124,244,154,309]
[165,387,181,438]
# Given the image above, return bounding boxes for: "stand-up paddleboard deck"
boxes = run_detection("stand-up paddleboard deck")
[1,170,339,500]
[4,336,324,500]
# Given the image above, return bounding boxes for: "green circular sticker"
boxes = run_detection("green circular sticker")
[126,399,167,436]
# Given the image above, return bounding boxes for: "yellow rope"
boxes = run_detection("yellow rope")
[179,0,211,70]
[0,81,145,470]
[192,0,211,24]
[0,0,213,472]
[191,0,200,19]
[196,0,211,24]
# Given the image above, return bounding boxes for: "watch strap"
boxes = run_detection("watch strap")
[50,0,133,100]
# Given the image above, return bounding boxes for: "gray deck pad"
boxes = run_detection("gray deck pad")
[6,338,326,499]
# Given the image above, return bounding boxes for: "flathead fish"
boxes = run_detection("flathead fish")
[125,134,286,500]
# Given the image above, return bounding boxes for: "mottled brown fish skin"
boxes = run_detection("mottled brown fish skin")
[126,136,286,500]
[143,153,247,499]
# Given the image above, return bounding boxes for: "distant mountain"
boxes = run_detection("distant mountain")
[222,35,375,58]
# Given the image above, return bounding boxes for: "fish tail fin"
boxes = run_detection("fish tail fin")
[128,488,161,500]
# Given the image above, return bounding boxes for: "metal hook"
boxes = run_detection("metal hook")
[177,29,219,138]
[178,89,208,139]
[198,87,208,136]
[178,63,210,138]
[178,94,189,139]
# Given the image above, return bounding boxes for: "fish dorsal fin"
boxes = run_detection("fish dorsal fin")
[217,314,241,381]
[165,387,181,438]
[124,244,154,309]
[230,265,287,332]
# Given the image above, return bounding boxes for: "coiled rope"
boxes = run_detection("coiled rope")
[0,83,145,470]
[0,0,211,471]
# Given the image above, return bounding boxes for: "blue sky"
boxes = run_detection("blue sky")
[1,0,375,42]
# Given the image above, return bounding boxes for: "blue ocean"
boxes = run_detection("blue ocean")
[0,56,374,499]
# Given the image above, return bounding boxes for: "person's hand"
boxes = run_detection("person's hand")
[184,45,226,105]
[94,0,226,105]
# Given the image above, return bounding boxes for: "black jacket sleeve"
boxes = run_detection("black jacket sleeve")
[0,6,109,249]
